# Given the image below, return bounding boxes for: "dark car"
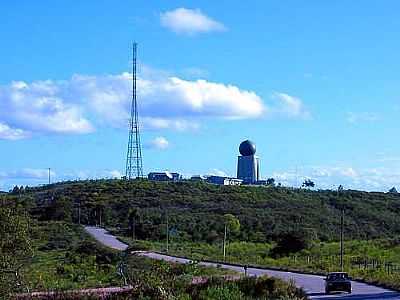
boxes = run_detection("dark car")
[324,272,352,294]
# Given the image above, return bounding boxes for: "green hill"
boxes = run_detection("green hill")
[6,179,400,243]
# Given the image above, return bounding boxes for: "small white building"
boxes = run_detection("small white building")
[206,176,243,186]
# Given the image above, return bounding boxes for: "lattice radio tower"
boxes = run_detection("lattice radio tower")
[125,42,143,179]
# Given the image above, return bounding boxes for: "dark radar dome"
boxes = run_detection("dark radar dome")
[239,140,256,156]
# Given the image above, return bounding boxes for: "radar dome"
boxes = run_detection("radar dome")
[239,140,256,156]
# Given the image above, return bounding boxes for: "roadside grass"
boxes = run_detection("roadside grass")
[22,221,242,294]
[119,237,400,291]
[123,254,308,300]
[18,226,308,300]
[25,221,122,291]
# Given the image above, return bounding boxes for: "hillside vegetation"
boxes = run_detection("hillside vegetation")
[7,179,400,243]
[4,179,400,296]
[0,202,307,300]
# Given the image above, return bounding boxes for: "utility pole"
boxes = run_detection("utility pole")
[340,208,344,272]
[132,216,135,241]
[78,200,81,225]
[166,211,169,253]
[48,168,51,185]
[99,207,102,228]
[338,185,344,271]
[130,209,136,241]
[223,223,227,261]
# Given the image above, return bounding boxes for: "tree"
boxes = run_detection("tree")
[46,195,72,222]
[94,202,106,227]
[266,178,275,186]
[0,206,33,298]
[271,230,315,258]
[223,214,240,261]
[302,179,315,188]
[128,208,141,240]
[10,186,20,195]
[206,230,219,243]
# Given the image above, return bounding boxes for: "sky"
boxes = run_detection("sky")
[1,1,400,192]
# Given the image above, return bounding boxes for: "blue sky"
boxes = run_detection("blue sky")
[1,1,400,191]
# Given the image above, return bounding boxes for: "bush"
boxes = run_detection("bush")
[126,243,150,252]
[198,285,244,300]
[235,276,306,299]
[271,231,314,258]
[71,240,118,264]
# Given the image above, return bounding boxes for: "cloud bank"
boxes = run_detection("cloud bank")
[160,8,226,35]
[0,70,312,140]
[272,92,311,120]
[0,168,55,180]
[272,165,400,192]
[0,122,29,140]
[0,80,94,138]
[347,112,379,124]
[146,136,170,150]
[0,72,267,139]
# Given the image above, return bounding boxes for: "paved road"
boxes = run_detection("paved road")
[85,226,400,300]
[85,226,128,251]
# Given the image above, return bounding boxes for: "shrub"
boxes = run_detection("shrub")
[271,231,314,258]
[198,285,244,300]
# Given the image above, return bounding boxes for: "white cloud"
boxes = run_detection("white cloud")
[208,168,228,177]
[272,92,311,119]
[142,117,200,131]
[377,156,400,163]
[0,168,123,190]
[160,8,226,35]
[0,72,266,139]
[146,136,170,150]
[0,80,94,138]
[0,168,55,180]
[181,67,209,78]
[0,122,29,140]
[341,167,358,178]
[347,112,379,124]
[149,77,264,119]
[104,170,122,178]
[73,72,265,123]
[1,72,311,141]
[272,165,400,192]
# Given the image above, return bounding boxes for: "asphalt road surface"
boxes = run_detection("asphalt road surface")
[85,226,128,251]
[85,226,400,300]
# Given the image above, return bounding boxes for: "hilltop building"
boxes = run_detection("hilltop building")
[237,140,260,184]
[206,176,243,186]
[148,171,181,182]
[190,175,208,181]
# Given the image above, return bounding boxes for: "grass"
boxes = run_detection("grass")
[119,236,400,291]
[19,242,308,299]
[22,221,239,296]
[121,253,308,300]
[25,221,122,291]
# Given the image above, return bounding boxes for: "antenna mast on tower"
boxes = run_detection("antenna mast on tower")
[125,42,143,179]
